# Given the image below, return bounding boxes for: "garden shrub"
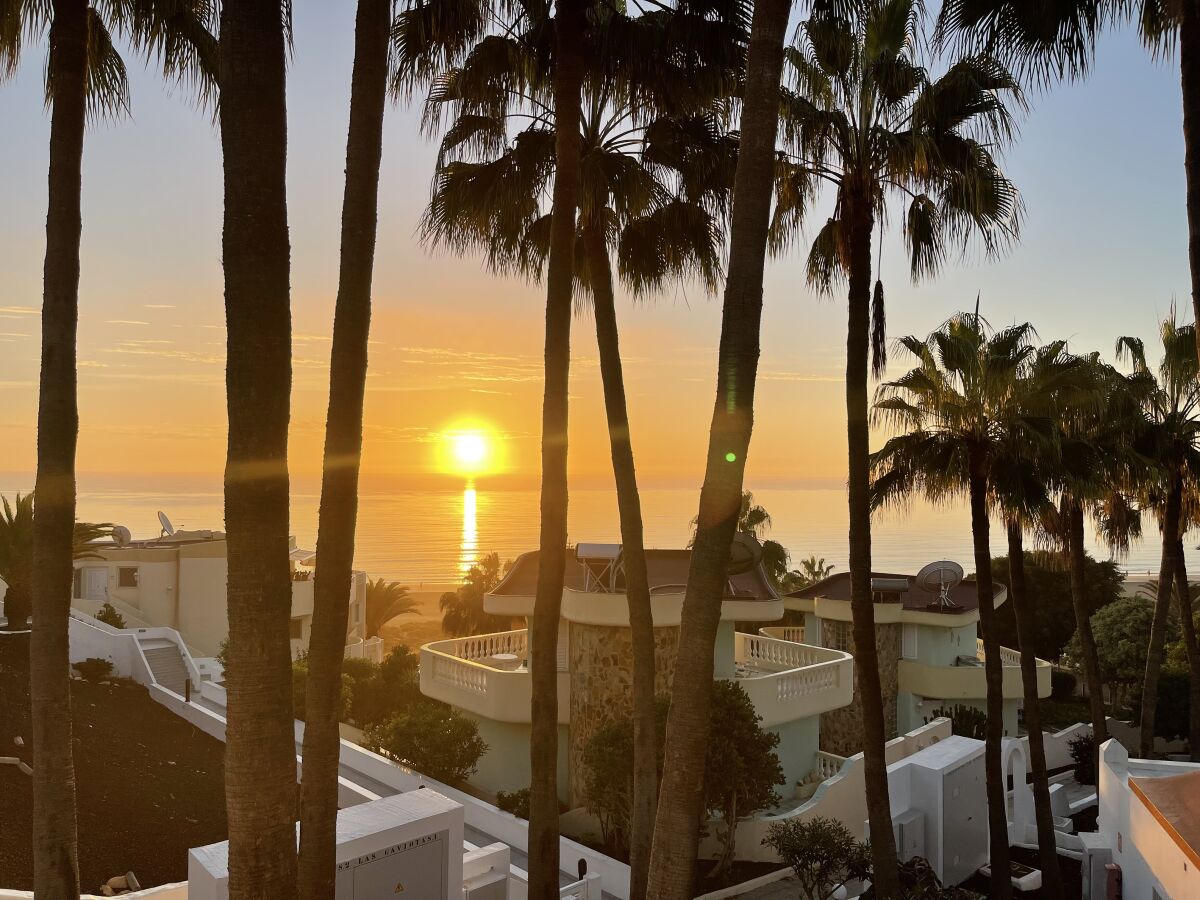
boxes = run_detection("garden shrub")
[764,816,870,900]
[73,657,114,682]
[95,602,126,629]
[496,788,530,820]
[364,701,486,784]
[1069,733,1096,786]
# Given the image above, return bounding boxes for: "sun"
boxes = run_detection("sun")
[453,433,488,468]
[441,426,497,478]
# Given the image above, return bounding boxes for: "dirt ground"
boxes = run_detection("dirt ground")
[0,633,228,893]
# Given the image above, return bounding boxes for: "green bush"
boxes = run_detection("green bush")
[364,701,486,784]
[95,602,126,629]
[496,788,531,820]
[1069,734,1096,786]
[1050,668,1077,700]
[1131,667,1191,742]
[764,816,871,900]
[928,705,987,741]
[73,657,114,682]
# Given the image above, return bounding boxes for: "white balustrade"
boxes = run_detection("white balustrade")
[451,629,529,662]
[758,625,806,644]
[732,633,854,726]
[813,750,848,781]
[976,638,1023,668]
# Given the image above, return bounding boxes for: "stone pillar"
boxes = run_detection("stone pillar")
[566,621,679,809]
[819,620,901,756]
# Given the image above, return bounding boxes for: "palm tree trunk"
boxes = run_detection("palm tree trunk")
[1181,0,1200,365]
[968,462,1011,900]
[528,1,586,894]
[218,2,298,896]
[644,0,791,894]
[1171,538,1200,760]
[582,224,657,897]
[29,1,88,895]
[1006,522,1062,900]
[1066,498,1108,750]
[844,192,900,899]
[1140,480,1181,757]
[297,2,391,896]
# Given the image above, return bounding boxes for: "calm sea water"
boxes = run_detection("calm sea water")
[48,487,1193,587]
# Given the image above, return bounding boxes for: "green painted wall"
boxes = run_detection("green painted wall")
[465,716,570,803]
[713,621,735,679]
[770,715,821,796]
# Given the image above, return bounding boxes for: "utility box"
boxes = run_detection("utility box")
[188,790,465,900]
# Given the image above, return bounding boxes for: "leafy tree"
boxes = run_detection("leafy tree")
[988,552,1123,661]
[439,552,515,637]
[365,578,417,638]
[365,702,487,785]
[1067,595,1177,712]
[0,492,113,631]
[793,556,836,589]
[95,602,126,630]
[765,816,871,900]
[583,683,783,878]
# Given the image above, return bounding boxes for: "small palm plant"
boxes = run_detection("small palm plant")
[365,578,417,638]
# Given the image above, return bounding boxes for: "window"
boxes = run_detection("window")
[825,620,852,653]
[902,624,919,660]
[290,617,304,641]
[73,568,84,600]
[117,567,138,588]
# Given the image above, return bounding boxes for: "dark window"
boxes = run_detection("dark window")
[290,617,304,640]
[117,567,138,588]
[73,568,84,600]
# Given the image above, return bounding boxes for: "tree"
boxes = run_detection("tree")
[439,552,514,637]
[1116,319,1200,756]
[364,578,417,638]
[364,702,487,784]
[0,492,113,631]
[771,5,1022,893]
[298,2,394,893]
[873,317,1081,900]
[1069,594,1177,711]
[988,552,1124,662]
[691,491,792,589]
[1,4,214,894]
[584,683,784,879]
[645,0,793,893]
[217,0,298,896]
[934,1,1200,369]
[794,555,836,589]
[764,816,872,900]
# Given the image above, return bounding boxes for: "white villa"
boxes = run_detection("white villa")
[420,543,1051,815]
[785,570,1050,752]
[68,522,369,661]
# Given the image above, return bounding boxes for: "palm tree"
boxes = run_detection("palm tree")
[1,4,213,895]
[217,1,298,896]
[872,316,1076,900]
[440,552,515,637]
[415,4,739,890]
[297,4,394,895]
[364,579,417,638]
[1115,319,1200,757]
[771,3,1023,890]
[691,491,792,588]
[644,0,794,894]
[0,492,113,631]
[935,1,1200,365]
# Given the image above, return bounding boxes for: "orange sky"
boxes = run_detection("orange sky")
[0,4,1192,495]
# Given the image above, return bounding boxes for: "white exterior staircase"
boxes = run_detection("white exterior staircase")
[138,638,191,696]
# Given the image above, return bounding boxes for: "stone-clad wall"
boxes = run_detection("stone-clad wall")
[819,620,901,756]
[567,622,679,808]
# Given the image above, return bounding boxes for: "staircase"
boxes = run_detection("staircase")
[138,638,190,696]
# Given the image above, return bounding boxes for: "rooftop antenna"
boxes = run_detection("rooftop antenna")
[914,560,964,611]
[157,510,175,538]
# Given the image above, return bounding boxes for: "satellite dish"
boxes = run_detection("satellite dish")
[727,532,764,575]
[157,511,175,537]
[112,525,132,548]
[915,560,964,610]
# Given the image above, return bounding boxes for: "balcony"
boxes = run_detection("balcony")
[421,629,853,729]
[420,630,570,725]
[732,633,854,727]
[897,639,1050,701]
[758,625,805,644]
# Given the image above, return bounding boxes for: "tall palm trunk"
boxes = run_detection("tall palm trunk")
[1171,538,1200,760]
[1140,479,1181,757]
[968,459,1012,900]
[645,0,791,894]
[1182,0,1200,365]
[528,1,586,894]
[1066,498,1108,750]
[843,191,900,898]
[297,2,391,896]
[29,1,88,895]
[1006,522,1062,900]
[218,2,298,896]
[582,223,657,896]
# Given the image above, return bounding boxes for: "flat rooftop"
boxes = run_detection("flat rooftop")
[491,548,779,602]
[787,571,1002,614]
[1131,769,1200,868]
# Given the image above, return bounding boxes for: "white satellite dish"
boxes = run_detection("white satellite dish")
[157,511,175,537]
[915,560,964,610]
[112,525,132,548]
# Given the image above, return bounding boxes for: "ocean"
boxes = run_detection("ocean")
[57,486,1190,588]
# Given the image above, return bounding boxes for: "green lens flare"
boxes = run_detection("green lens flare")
[725,452,737,463]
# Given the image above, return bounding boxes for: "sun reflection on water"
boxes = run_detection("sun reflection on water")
[460,485,478,575]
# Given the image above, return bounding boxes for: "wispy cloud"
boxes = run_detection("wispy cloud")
[105,319,151,326]
[0,306,37,316]
[143,304,176,309]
